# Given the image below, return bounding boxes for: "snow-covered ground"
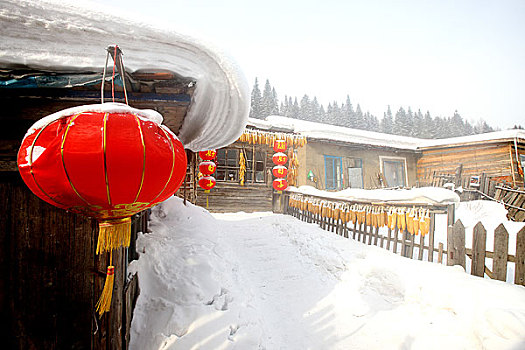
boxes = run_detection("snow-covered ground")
[129,196,525,350]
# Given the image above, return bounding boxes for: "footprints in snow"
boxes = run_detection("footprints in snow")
[205,287,232,311]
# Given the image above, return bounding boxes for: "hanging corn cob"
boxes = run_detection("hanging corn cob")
[239,149,246,186]
[407,208,414,235]
[413,209,421,235]
[420,209,431,236]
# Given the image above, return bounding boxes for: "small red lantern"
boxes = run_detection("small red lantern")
[272,152,288,166]
[273,178,288,191]
[199,149,217,160]
[198,176,216,191]
[273,139,287,152]
[199,161,216,175]
[272,165,288,178]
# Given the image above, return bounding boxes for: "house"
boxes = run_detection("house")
[1,1,248,348]
[417,130,525,188]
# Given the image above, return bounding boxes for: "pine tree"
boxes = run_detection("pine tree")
[249,78,262,119]
[300,94,312,121]
[380,105,394,134]
[393,107,409,135]
[260,79,274,118]
[355,104,364,129]
[271,87,279,115]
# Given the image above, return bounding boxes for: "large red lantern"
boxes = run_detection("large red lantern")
[272,152,288,166]
[199,149,216,160]
[17,103,187,314]
[198,176,216,191]
[272,165,288,178]
[273,139,287,152]
[199,160,217,175]
[273,178,288,191]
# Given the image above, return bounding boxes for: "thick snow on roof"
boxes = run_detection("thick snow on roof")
[419,129,525,148]
[249,116,425,150]
[249,115,525,150]
[0,0,250,151]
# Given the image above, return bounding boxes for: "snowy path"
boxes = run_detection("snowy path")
[130,198,525,350]
[218,218,341,348]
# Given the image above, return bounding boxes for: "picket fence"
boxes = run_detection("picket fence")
[283,191,525,286]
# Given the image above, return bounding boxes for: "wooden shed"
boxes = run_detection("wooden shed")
[417,130,525,188]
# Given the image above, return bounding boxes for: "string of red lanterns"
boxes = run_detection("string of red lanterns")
[272,140,288,191]
[198,150,217,193]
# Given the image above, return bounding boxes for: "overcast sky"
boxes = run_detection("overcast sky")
[89,0,524,129]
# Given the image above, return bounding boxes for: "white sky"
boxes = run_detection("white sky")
[87,0,525,129]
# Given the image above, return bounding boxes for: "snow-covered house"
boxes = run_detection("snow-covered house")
[0,0,248,348]
[417,130,525,188]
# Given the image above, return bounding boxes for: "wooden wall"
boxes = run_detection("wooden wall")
[299,140,420,189]
[1,172,140,349]
[195,182,273,213]
[417,141,524,187]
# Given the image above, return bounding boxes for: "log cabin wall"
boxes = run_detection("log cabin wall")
[298,140,420,190]
[417,141,525,188]
[195,142,274,212]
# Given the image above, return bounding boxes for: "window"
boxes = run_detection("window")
[347,158,363,188]
[324,155,343,190]
[216,147,266,183]
[380,157,407,187]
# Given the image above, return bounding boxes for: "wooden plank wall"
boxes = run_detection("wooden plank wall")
[417,142,523,187]
[195,182,273,212]
[1,173,140,349]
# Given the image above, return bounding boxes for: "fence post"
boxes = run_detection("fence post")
[471,222,487,277]
[515,227,525,286]
[447,220,465,269]
[493,224,509,281]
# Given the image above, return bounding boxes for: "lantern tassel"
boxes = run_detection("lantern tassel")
[97,217,132,254]
[96,264,115,316]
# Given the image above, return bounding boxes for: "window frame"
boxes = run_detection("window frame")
[379,156,408,187]
[324,155,343,190]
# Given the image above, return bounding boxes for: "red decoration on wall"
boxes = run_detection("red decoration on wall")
[272,165,288,178]
[273,139,287,153]
[199,149,217,160]
[199,161,217,175]
[272,152,288,166]
[198,176,216,191]
[273,178,288,191]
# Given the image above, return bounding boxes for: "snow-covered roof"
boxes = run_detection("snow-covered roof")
[418,129,525,149]
[248,116,525,151]
[0,0,250,151]
[249,116,424,151]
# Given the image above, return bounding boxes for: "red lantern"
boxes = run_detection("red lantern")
[272,165,288,178]
[199,149,217,160]
[17,103,187,315]
[273,178,288,191]
[273,139,287,152]
[198,176,216,191]
[199,161,216,175]
[272,152,288,165]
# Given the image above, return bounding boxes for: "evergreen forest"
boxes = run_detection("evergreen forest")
[248,78,508,139]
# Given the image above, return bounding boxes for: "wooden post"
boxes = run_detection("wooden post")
[447,204,455,227]
[471,222,487,277]
[418,233,425,260]
[493,224,509,281]
[515,227,525,286]
[373,226,379,246]
[447,220,465,269]
[386,227,392,250]
[392,227,399,254]
[438,242,444,264]
[367,224,373,245]
[427,213,435,262]
[401,230,408,257]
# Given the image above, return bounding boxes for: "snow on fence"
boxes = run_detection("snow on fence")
[282,192,525,286]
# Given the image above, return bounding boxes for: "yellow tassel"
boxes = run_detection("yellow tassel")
[96,265,115,316]
[97,217,132,254]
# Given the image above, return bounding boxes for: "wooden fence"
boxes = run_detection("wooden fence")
[283,191,525,286]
